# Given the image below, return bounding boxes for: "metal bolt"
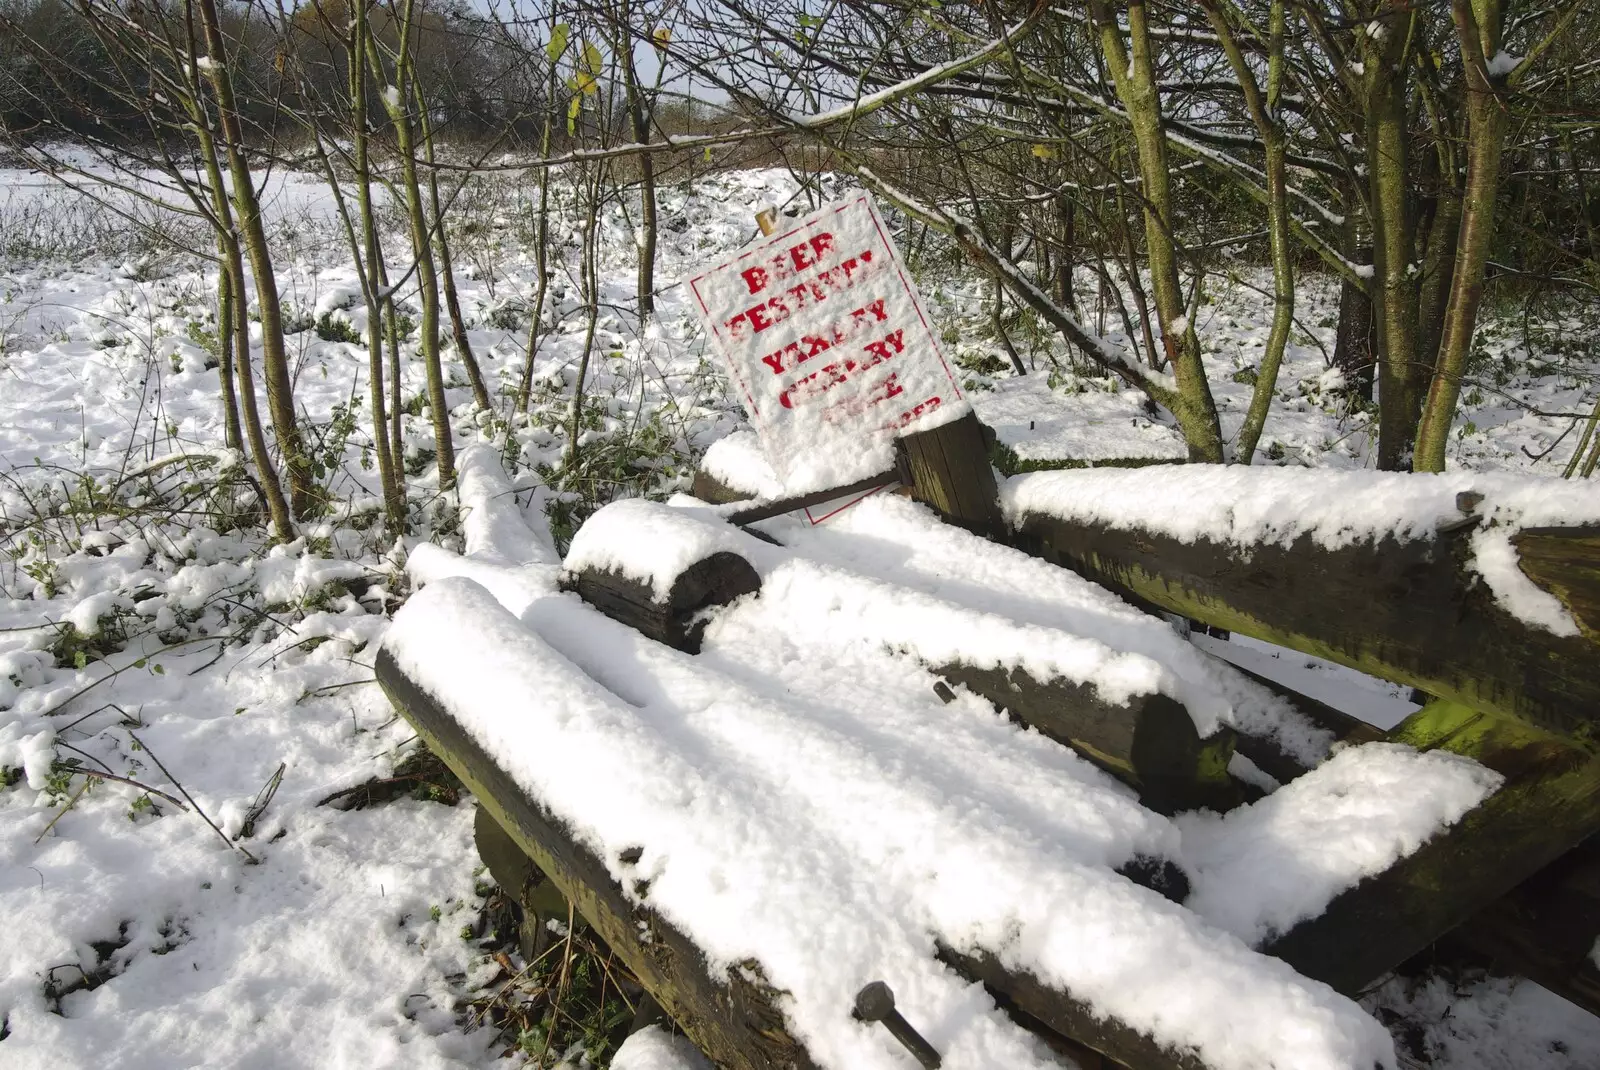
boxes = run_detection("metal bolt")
[854,981,942,1069]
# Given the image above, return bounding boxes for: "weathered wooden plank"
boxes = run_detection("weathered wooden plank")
[1263,700,1600,994]
[899,411,1004,536]
[725,469,898,526]
[1017,514,1600,738]
[563,551,761,653]
[936,662,1239,815]
[1515,526,1600,641]
[376,648,817,1070]
[1192,653,1600,1016]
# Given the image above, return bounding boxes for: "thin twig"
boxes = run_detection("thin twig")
[35,778,93,844]
[129,731,258,864]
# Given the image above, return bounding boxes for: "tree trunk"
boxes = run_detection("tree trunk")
[196,0,313,516]
[372,4,455,489]
[1093,0,1224,461]
[1414,0,1507,472]
[351,2,405,532]
[1364,2,1423,470]
[1205,0,1292,465]
[415,84,493,413]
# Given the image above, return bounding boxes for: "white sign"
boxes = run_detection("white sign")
[688,193,970,493]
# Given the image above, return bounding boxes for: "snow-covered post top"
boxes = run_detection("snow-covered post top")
[562,499,767,603]
[561,499,767,652]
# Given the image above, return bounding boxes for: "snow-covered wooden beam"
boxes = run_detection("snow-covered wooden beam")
[563,552,761,654]
[1263,699,1600,996]
[936,662,1240,815]
[1006,468,1600,739]
[374,646,818,1070]
[1209,659,1600,1017]
[559,500,1233,816]
[937,945,1215,1070]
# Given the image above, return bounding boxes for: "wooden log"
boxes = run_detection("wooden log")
[1447,836,1600,1017]
[376,648,818,1070]
[1017,513,1600,739]
[475,804,573,962]
[898,411,1004,536]
[1262,700,1600,994]
[563,550,760,654]
[935,662,1239,815]
[1193,652,1600,1018]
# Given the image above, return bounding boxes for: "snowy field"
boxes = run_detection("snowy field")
[2,154,1599,1069]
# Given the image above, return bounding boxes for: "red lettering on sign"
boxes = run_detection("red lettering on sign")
[737,232,840,298]
[887,396,942,430]
[862,329,904,362]
[867,372,905,406]
[776,327,908,408]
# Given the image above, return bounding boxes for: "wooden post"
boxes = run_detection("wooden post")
[898,411,1004,536]
[564,551,761,654]
[1449,836,1600,1018]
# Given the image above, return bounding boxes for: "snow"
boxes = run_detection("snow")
[611,1027,712,1070]
[2,149,1595,1070]
[1003,465,1600,634]
[1181,744,1502,944]
[456,443,558,566]
[699,429,785,498]
[1486,51,1522,77]
[969,374,1187,466]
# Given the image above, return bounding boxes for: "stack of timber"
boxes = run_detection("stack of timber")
[377,440,1600,1069]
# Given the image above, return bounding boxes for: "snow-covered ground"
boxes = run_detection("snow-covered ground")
[2,153,1598,1068]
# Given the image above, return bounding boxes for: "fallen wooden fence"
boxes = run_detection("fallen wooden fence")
[377,437,1600,1068]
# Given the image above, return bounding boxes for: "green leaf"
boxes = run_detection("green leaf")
[134,657,147,669]
[546,23,570,64]
[73,650,87,669]
[152,663,165,675]
[581,40,603,78]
